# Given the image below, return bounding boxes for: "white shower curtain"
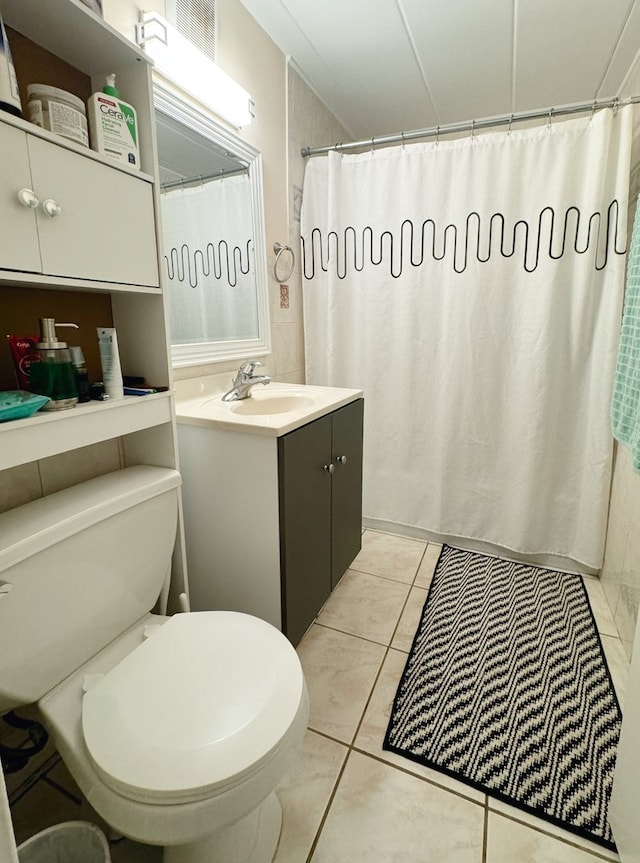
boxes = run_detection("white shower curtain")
[301,107,633,570]
[161,173,257,344]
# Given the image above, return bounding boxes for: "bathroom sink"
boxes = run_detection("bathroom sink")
[229,394,316,415]
[176,380,363,436]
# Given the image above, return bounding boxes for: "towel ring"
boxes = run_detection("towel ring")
[273,242,295,282]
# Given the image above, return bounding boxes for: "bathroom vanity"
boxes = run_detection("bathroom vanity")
[176,382,364,645]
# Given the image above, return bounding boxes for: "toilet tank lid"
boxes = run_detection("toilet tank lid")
[0,466,181,575]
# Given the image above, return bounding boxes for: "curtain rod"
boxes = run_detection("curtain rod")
[301,96,640,157]
[161,164,249,192]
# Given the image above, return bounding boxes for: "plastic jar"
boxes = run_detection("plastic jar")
[27,83,89,147]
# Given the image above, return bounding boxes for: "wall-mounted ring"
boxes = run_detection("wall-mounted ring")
[273,242,295,282]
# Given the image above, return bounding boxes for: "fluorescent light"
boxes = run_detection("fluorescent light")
[136,11,254,128]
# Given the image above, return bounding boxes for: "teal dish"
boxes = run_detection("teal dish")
[0,391,50,421]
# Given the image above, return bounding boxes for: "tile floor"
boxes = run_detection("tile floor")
[5,529,631,862]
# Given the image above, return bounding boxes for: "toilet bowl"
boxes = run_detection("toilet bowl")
[0,466,309,863]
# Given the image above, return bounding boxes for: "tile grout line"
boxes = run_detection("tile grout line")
[302,543,430,861]
[485,806,620,862]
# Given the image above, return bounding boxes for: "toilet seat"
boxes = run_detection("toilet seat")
[82,611,306,806]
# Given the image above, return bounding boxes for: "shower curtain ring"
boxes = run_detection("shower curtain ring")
[436,126,440,146]
[370,136,375,152]
[613,97,619,116]
[547,108,553,130]
[471,119,476,141]
[591,102,597,122]
[508,114,514,135]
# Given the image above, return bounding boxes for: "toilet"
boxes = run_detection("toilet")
[0,466,309,863]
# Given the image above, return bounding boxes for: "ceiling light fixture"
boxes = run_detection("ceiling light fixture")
[136,11,254,128]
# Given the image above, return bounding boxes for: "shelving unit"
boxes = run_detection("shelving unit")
[0,0,187,606]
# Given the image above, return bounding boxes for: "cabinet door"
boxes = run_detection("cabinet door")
[331,399,364,588]
[279,414,332,645]
[0,123,41,274]
[28,136,159,287]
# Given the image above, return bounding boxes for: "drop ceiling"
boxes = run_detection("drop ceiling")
[240,0,640,143]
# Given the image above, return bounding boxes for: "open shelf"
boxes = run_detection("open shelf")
[0,392,174,471]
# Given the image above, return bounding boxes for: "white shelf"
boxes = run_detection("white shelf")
[0,392,174,471]
[2,0,149,77]
[0,269,163,295]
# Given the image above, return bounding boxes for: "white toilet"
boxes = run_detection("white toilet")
[0,465,309,863]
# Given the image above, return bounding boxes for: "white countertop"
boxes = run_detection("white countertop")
[175,381,363,437]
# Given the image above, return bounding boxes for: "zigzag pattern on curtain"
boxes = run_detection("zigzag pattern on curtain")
[302,199,626,278]
[163,239,253,288]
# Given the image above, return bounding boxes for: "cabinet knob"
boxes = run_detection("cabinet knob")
[323,463,335,474]
[42,199,62,218]
[335,455,348,464]
[17,188,39,209]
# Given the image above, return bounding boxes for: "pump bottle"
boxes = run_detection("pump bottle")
[29,319,79,410]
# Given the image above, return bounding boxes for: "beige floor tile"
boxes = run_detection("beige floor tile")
[582,578,619,637]
[601,634,630,711]
[274,730,348,863]
[486,811,619,863]
[350,530,426,584]
[311,751,484,862]
[415,542,443,589]
[316,570,410,645]
[354,648,485,803]
[391,586,427,652]
[297,625,386,743]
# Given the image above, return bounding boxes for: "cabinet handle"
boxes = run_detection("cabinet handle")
[42,199,62,218]
[335,455,348,465]
[323,463,335,474]
[17,188,39,209]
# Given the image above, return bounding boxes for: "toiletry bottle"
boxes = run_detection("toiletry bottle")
[70,346,91,403]
[0,13,22,117]
[29,319,79,411]
[87,74,139,169]
[97,327,124,399]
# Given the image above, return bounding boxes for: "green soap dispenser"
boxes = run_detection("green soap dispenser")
[29,318,79,410]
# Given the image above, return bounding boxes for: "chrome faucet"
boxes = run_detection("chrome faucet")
[222,361,271,401]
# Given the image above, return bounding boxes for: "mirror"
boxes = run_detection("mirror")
[154,83,270,366]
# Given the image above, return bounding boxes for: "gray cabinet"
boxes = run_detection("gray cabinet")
[278,399,364,644]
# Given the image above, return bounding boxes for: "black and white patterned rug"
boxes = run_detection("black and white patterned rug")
[384,545,622,850]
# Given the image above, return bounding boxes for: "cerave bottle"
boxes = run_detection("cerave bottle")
[87,74,139,169]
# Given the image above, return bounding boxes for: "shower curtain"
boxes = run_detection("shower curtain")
[301,107,633,570]
[161,173,257,343]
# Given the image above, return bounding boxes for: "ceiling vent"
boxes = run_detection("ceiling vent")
[167,0,217,64]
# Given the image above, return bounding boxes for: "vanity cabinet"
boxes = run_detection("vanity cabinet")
[177,397,364,645]
[0,120,159,287]
[279,399,364,644]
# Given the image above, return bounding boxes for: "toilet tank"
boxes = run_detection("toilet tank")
[0,466,182,713]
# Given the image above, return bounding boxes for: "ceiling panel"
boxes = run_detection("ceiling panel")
[279,0,436,137]
[599,2,640,97]
[240,0,640,149]
[514,0,634,110]
[402,0,514,125]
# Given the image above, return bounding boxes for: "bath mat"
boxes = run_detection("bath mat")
[384,545,622,850]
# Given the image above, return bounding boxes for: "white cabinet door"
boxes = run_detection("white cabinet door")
[28,135,159,287]
[0,123,41,274]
